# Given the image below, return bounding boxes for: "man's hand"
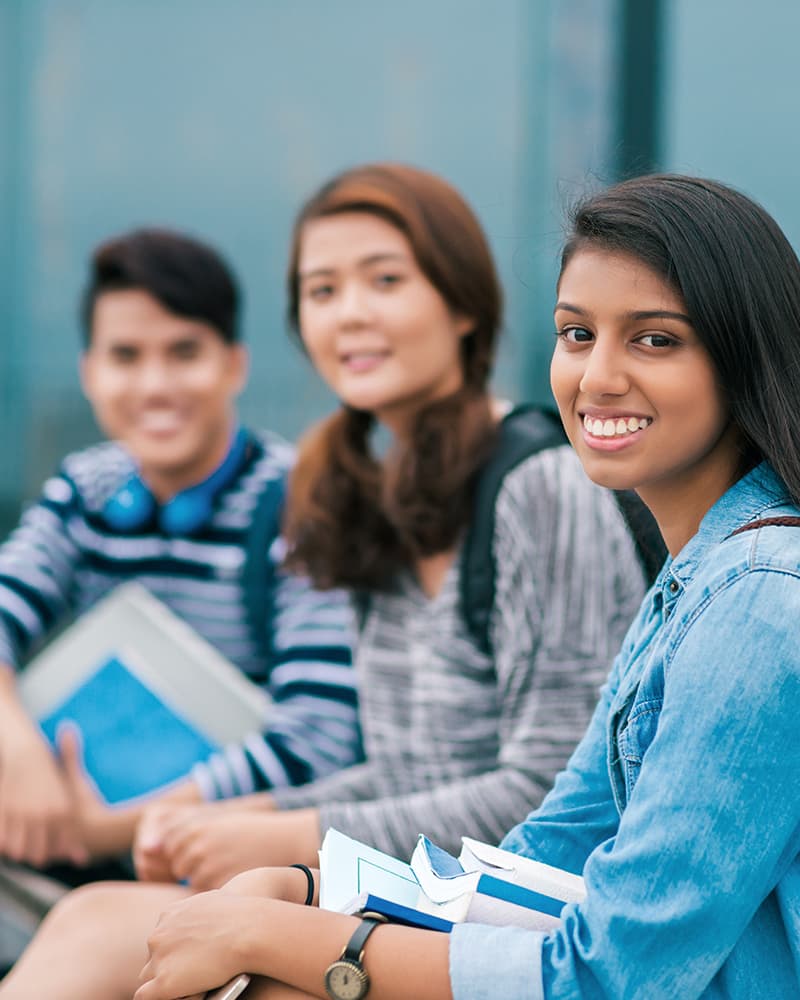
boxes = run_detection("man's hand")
[0,716,88,868]
[56,723,144,859]
[139,808,322,891]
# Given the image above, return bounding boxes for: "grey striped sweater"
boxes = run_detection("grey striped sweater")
[273,445,648,857]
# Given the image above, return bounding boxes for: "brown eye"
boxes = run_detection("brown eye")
[637,333,676,349]
[556,326,593,344]
[109,345,138,363]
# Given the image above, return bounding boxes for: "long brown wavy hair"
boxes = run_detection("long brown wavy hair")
[283,163,503,590]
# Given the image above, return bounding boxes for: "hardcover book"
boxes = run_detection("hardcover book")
[318,829,585,934]
[18,582,270,805]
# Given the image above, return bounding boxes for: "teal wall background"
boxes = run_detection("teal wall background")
[662,0,800,251]
[0,0,622,533]
[8,0,797,537]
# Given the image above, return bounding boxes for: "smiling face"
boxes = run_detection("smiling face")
[296,212,472,436]
[81,289,247,500]
[550,247,743,548]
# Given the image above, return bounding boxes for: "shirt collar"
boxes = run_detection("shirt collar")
[669,462,792,585]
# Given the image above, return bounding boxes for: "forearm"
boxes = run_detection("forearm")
[320,767,544,858]
[85,777,204,858]
[242,900,453,1000]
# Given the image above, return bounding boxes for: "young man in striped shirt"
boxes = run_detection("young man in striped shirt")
[0,228,360,873]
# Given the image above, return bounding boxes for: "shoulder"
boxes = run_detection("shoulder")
[489,444,645,603]
[246,428,296,484]
[696,513,800,602]
[54,441,135,511]
[494,443,623,531]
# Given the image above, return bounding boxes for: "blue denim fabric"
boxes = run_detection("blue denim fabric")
[450,463,800,999]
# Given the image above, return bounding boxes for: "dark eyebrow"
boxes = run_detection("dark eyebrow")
[554,302,693,325]
[298,251,409,282]
[628,309,692,324]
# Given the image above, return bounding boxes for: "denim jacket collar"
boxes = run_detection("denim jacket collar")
[669,462,790,580]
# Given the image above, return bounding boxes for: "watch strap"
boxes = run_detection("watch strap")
[342,913,387,962]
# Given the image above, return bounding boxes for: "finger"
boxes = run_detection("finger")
[185,859,219,893]
[4,813,28,862]
[138,856,176,885]
[26,815,51,868]
[56,723,92,800]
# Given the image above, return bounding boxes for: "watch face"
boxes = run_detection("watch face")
[324,959,370,1000]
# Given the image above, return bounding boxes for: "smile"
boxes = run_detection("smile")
[136,411,188,435]
[582,414,652,439]
[341,351,389,372]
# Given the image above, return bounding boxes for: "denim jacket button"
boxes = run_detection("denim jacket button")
[668,579,679,594]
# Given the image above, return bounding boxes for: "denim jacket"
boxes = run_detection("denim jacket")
[450,463,800,999]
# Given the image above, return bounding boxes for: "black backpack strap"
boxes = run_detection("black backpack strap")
[460,406,567,656]
[612,488,667,586]
[241,473,286,675]
[459,405,667,658]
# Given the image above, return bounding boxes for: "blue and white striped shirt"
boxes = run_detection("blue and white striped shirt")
[0,429,362,798]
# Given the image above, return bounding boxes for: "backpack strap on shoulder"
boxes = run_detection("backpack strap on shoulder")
[728,515,800,537]
[460,405,567,656]
[459,405,667,659]
[612,488,667,585]
[241,468,286,677]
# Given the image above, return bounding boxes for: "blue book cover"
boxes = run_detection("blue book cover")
[473,874,566,918]
[38,654,218,805]
[354,893,454,933]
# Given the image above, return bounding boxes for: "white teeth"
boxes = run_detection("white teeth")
[583,414,651,438]
[139,412,183,432]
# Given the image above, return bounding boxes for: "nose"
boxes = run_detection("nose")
[136,358,173,396]
[336,279,374,328]
[578,339,630,397]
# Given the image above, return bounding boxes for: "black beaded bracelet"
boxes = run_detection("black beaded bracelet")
[289,863,315,906]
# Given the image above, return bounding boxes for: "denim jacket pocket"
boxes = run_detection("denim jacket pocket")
[616,698,663,803]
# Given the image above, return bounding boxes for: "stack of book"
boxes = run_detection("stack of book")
[318,828,585,933]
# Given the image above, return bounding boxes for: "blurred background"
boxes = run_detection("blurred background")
[1,0,797,536]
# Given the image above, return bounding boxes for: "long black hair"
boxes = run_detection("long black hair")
[561,174,800,503]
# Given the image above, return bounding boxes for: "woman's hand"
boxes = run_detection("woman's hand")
[134,890,268,1000]
[135,795,279,883]
[155,809,322,891]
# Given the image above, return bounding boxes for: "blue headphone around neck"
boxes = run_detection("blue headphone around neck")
[102,427,249,535]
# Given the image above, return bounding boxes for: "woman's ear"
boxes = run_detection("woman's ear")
[453,312,476,338]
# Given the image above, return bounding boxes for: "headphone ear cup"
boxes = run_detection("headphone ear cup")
[102,477,156,531]
[159,488,213,535]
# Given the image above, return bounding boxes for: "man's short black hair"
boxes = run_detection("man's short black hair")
[81,228,240,345]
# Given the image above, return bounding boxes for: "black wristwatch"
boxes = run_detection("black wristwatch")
[324,912,387,1000]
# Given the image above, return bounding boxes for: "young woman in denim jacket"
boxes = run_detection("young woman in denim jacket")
[19,174,800,999]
